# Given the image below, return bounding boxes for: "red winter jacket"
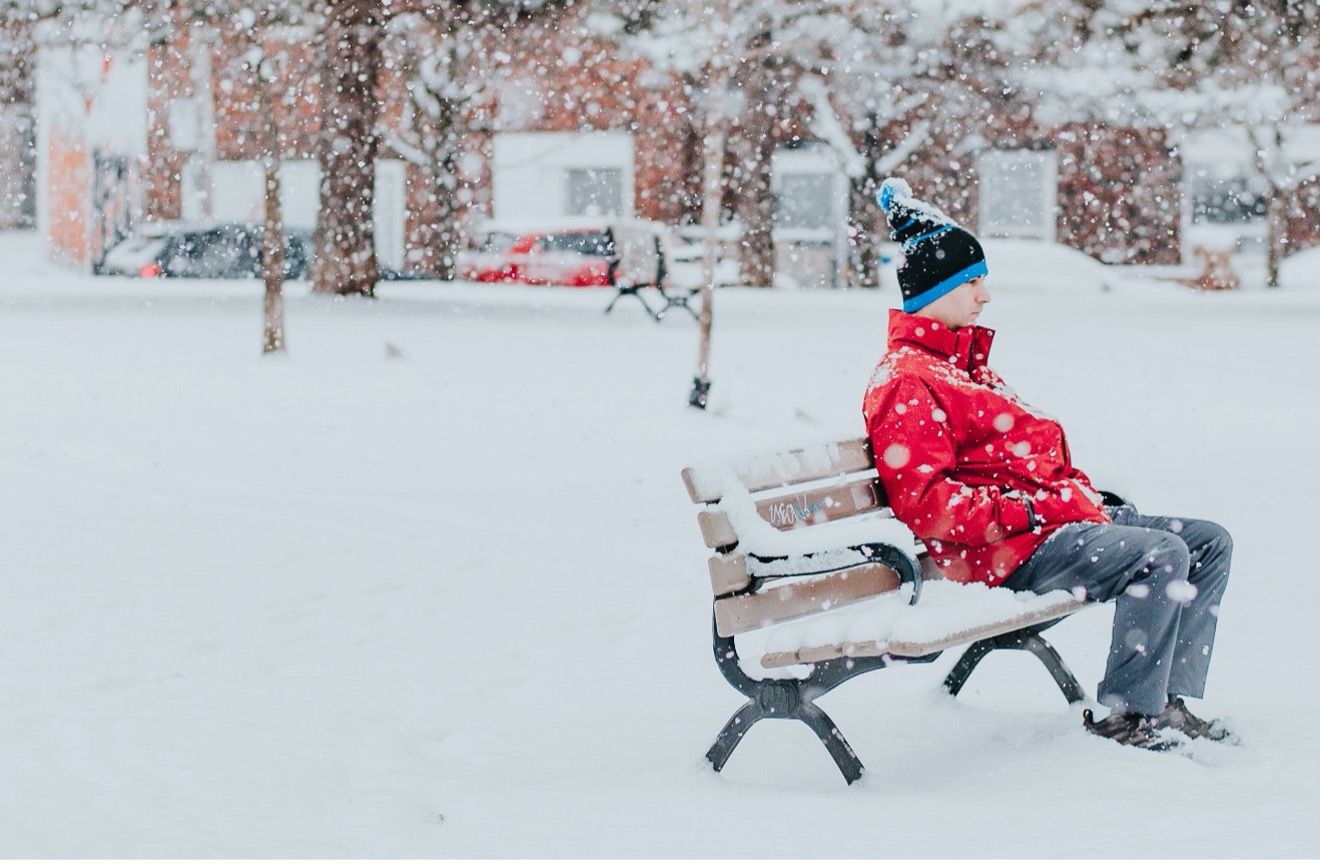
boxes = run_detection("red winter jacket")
[862,309,1109,586]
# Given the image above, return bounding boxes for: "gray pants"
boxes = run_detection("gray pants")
[1001,506,1233,716]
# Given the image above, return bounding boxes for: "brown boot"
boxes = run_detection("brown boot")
[1083,709,1180,751]
[1155,697,1239,744]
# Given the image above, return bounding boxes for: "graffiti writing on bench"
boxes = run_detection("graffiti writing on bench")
[767,495,827,527]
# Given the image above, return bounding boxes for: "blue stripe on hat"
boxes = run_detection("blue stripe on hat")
[902,260,988,313]
[904,225,953,247]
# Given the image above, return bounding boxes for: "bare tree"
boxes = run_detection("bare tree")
[381,6,490,280]
[726,18,787,289]
[312,0,382,296]
[242,30,288,353]
[196,1,307,350]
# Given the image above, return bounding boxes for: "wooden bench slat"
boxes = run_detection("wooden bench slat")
[760,649,807,668]
[712,563,902,637]
[682,437,873,504]
[761,639,891,669]
[886,598,1086,657]
[754,477,888,530]
[697,478,890,550]
[697,509,739,548]
[708,553,749,595]
[796,643,851,664]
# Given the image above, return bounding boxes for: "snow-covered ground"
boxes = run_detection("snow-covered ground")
[2,231,1318,857]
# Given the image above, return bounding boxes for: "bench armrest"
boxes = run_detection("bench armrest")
[1098,489,1135,510]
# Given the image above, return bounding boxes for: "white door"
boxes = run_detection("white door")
[373,159,406,272]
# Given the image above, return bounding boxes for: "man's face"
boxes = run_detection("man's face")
[920,276,991,330]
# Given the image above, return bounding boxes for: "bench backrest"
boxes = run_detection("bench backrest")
[682,437,916,638]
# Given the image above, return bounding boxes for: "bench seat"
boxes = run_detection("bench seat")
[758,582,1086,668]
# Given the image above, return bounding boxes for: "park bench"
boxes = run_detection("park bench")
[603,279,700,321]
[601,222,701,322]
[681,437,1115,784]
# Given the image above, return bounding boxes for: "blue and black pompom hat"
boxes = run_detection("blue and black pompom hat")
[877,177,987,314]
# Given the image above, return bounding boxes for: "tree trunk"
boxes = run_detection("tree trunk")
[1265,189,1286,289]
[431,100,461,281]
[691,61,730,410]
[252,53,285,353]
[848,114,885,289]
[314,0,382,297]
[261,141,286,353]
[1249,124,1289,290]
[731,25,779,288]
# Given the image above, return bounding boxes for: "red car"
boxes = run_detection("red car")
[457,219,670,288]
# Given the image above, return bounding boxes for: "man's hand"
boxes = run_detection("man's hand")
[1002,490,1039,533]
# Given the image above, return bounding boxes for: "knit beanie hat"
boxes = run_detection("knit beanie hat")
[877,177,987,313]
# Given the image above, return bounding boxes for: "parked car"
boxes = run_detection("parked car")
[98,222,313,279]
[456,218,672,288]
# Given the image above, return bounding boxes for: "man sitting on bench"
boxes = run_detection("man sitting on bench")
[862,177,1236,751]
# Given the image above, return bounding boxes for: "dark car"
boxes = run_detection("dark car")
[99,222,313,279]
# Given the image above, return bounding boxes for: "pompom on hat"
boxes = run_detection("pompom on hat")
[877,177,987,313]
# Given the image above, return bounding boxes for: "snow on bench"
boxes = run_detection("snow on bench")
[759,581,1084,668]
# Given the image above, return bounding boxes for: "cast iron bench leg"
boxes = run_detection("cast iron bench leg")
[706,698,865,784]
[658,293,700,321]
[944,628,1086,704]
[706,700,764,773]
[604,285,661,320]
[1017,632,1086,703]
[798,701,865,784]
[943,637,995,698]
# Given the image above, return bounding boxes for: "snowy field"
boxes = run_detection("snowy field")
[3,230,1319,858]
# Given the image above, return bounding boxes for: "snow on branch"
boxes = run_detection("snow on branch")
[798,74,863,178]
[875,120,931,176]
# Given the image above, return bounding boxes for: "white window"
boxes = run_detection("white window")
[771,146,850,287]
[492,132,634,220]
[566,167,623,216]
[1186,169,1266,225]
[775,173,834,230]
[210,159,322,229]
[977,150,1057,241]
[168,98,201,152]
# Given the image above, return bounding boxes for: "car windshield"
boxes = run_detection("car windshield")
[479,232,518,252]
[543,231,614,257]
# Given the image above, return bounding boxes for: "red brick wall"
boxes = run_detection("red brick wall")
[481,35,696,226]
[1285,178,1320,256]
[146,18,322,221]
[1056,125,1181,265]
[145,20,193,220]
[211,37,320,161]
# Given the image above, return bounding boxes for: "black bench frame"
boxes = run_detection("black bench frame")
[603,282,700,321]
[600,228,701,322]
[705,539,1088,784]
